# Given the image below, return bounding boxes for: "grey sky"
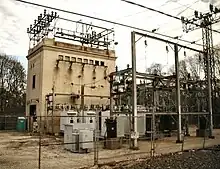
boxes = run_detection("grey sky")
[0,0,220,72]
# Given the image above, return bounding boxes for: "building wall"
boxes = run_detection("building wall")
[26,38,116,132]
[26,48,43,116]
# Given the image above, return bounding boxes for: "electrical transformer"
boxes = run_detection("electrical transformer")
[100,110,110,138]
[85,111,96,129]
[64,124,94,153]
[60,110,78,132]
[79,129,93,151]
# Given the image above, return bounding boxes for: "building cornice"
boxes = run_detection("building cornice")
[43,45,117,61]
[27,46,43,60]
[27,38,117,61]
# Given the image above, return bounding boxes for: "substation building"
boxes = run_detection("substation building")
[26,38,116,132]
[25,10,116,133]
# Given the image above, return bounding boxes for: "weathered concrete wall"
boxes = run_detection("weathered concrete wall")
[26,38,116,132]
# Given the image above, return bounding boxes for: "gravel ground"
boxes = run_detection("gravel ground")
[106,148,220,169]
[1,131,220,169]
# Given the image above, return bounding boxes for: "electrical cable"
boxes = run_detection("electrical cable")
[15,0,208,49]
[166,43,169,74]
[119,1,200,35]
[121,0,220,34]
[121,0,180,20]
[174,0,201,15]
[150,0,211,37]
[115,0,201,37]
[115,0,189,22]
[157,9,219,33]
[144,38,148,74]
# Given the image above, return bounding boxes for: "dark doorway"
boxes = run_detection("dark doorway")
[30,105,37,122]
[28,105,37,131]
[145,116,152,137]
[30,105,36,116]
[146,116,152,131]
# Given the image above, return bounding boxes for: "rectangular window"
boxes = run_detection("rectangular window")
[100,61,105,66]
[95,60,99,66]
[77,58,82,63]
[84,59,88,64]
[65,56,70,61]
[32,75,36,89]
[71,57,76,62]
[58,55,63,60]
[89,60,94,64]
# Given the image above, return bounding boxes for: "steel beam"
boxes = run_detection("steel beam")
[174,44,183,143]
[112,111,209,115]
[131,31,138,148]
[110,76,114,117]
[134,31,204,53]
[50,93,109,98]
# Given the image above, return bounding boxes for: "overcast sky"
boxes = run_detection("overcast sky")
[1,0,220,72]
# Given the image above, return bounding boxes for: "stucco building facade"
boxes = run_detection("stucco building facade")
[26,38,116,132]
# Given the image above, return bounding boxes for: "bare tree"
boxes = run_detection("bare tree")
[146,63,163,75]
[0,54,26,115]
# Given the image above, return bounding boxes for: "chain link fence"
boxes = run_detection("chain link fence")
[0,114,220,169]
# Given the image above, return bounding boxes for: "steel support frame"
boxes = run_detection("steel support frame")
[111,31,211,147]
[181,10,217,139]
[131,31,138,149]
[202,25,214,138]
[174,44,183,143]
[109,75,114,117]
[130,31,192,144]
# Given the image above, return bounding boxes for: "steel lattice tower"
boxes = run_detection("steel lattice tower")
[181,4,220,103]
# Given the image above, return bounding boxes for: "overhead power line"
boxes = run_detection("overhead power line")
[121,0,220,34]
[174,0,200,14]
[116,0,189,22]
[175,0,200,16]
[121,0,179,20]
[116,0,171,21]
[122,0,199,32]
[15,0,208,50]
[149,1,200,36]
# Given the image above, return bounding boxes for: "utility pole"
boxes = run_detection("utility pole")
[131,31,138,149]
[174,44,183,143]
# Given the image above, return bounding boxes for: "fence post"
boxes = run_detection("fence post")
[202,116,208,149]
[94,109,99,166]
[38,115,42,169]
[4,115,6,130]
[181,121,186,152]
[151,82,156,157]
